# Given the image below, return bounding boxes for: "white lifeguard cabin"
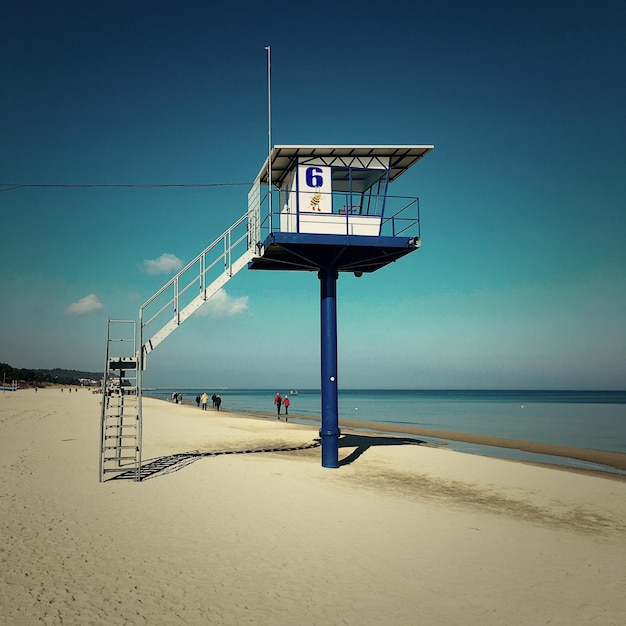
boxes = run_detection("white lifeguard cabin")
[248,145,433,273]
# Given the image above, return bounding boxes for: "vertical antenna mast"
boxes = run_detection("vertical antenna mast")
[265,45,272,217]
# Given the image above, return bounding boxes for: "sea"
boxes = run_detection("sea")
[144,388,626,475]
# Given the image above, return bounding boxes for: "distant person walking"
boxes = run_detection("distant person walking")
[211,393,217,408]
[201,392,209,410]
[195,394,201,408]
[283,395,290,419]
[215,395,222,411]
[274,392,282,418]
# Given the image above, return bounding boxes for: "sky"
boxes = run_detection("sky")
[1,0,625,390]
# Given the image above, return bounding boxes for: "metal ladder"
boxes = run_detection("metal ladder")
[99,320,142,482]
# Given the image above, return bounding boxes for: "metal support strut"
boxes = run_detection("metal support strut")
[319,267,341,468]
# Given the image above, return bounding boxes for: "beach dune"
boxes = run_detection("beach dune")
[1,389,625,625]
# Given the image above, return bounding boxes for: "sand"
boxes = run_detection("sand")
[1,389,626,625]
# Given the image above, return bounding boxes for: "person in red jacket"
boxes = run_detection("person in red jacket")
[283,395,290,420]
[274,392,282,418]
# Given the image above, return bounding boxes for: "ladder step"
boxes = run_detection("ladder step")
[104,418,138,422]
[104,415,138,419]
[103,456,138,462]
[103,445,138,451]
[105,417,138,420]
[105,415,138,420]
[106,415,137,426]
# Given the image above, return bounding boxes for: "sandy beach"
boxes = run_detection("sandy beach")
[2,389,626,625]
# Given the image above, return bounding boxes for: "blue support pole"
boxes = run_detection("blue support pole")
[319,267,340,468]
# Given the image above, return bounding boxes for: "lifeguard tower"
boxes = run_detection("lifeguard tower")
[99,144,432,480]
[249,145,433,467]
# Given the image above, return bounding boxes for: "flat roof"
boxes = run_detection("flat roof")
[256,145,434,188]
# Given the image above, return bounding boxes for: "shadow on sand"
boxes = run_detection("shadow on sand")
[108,433,429,481]
[108,441,322,482]
[338,433,429,467]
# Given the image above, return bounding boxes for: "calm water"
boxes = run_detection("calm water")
[145,389,626,474]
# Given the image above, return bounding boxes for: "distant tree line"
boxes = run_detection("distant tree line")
[0,363,101,386]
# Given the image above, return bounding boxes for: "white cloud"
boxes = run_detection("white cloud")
[65,294,104,316]
[197,288,249,318]
[142,253,183,275]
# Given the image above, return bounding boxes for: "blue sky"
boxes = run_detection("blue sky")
[1,0,625,389]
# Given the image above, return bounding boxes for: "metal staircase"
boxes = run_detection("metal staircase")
[139,211,256,366]
[99,320,142,482]
[99,207,260,481]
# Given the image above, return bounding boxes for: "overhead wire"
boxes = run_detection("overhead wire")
[0,182,253,193]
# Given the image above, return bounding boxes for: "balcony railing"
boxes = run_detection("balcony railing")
[255,190,420,241]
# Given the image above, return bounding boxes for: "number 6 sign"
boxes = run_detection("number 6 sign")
[299,165,332,213]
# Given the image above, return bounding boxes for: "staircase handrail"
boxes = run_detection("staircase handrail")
[140,211,248,313]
